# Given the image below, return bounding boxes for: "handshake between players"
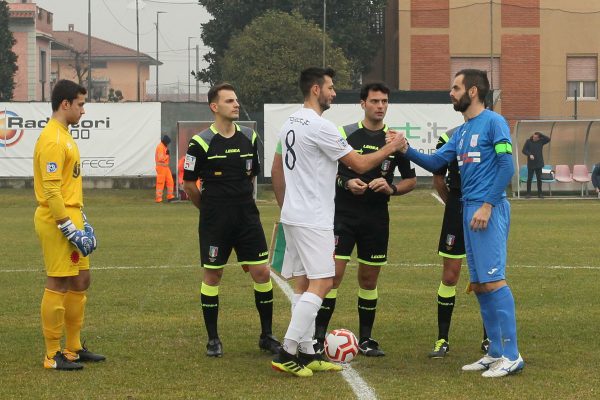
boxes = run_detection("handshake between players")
[386,130,409,153]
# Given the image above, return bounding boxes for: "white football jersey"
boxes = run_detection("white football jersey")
[279,107,352,229]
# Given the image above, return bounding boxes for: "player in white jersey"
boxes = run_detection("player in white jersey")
[270,67,406,377]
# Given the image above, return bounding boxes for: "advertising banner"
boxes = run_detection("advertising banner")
[0,102,161,177]
[264,103,465,177]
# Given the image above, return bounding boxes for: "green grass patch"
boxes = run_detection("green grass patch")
[0,188,598,399]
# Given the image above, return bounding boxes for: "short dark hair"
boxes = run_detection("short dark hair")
[455,69,489,103]
[51,80,87,111]
[360,82,390,101]
[207,82,235,104]
[299,67,335,98]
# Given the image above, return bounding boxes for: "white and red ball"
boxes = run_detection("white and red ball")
[324,328,359,363]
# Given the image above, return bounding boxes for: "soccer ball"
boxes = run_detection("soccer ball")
[324,328,359,363]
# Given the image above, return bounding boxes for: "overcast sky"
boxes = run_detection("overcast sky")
[34,0,211,95]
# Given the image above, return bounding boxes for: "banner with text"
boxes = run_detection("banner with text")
[263,103,465,177]
[0,103,161,177]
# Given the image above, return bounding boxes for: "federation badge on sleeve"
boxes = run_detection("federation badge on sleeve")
[184,154,196,171]
[337,137,348,150]
[246,159,253,175]
[46,162,58,173]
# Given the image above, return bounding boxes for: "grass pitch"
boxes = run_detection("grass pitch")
[0,188,598,399]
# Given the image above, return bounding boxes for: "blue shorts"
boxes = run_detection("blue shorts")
[463,199,510,283]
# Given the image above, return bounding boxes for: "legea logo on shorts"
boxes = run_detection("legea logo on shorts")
[0,111,25,147]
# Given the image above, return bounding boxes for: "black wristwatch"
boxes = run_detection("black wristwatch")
[390,184,398,195]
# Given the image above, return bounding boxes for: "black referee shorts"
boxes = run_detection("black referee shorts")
[334,204,389,266]
[437,190,466,258]
[199,200,268,268]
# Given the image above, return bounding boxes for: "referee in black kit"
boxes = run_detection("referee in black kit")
[428,126,489,359]
[313,82,416,357]
[183,83,281,358]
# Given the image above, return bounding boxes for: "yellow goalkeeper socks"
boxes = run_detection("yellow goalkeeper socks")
[64,290,87,352]
[41,288,66,358]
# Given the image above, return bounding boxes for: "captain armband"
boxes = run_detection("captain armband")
[495,142,513,154]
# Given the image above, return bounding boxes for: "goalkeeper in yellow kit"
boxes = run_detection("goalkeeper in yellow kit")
[33,79,105,370]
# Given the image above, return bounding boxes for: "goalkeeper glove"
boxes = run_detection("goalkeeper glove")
[58,219,94,257]
[81,211,97,251]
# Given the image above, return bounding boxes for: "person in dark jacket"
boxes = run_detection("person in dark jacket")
[592,163,600,199]
[521,131,550,198]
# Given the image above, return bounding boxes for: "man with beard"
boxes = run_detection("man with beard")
[396,69,524,378]
[271,68,406,377]
[312,82,417,358]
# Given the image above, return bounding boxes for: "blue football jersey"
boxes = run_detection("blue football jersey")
[435,110,511,202]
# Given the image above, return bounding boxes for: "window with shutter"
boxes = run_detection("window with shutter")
[566,56,597,99]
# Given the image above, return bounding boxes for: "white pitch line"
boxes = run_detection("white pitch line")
[2,261,380,397]
[270,272,378,400]
[430,191,445,205]
[3,262,599,274]
[0,264,198,273]
[388,262,600,270]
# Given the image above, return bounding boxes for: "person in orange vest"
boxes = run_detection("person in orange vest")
[155,134,175,203]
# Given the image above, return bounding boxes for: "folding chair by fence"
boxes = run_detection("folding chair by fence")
[572,164,591,196]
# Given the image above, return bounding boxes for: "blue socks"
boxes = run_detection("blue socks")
[476,285,519,360]
[493,285,519,360]
[476,290,503,358]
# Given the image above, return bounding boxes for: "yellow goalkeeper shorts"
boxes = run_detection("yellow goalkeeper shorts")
[34,206,90,277]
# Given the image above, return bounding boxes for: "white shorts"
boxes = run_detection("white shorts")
[281,224,335,280]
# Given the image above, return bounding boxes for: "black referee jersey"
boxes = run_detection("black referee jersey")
[183,123,260,203]
[433,126,461,192]
[335,121,416,208]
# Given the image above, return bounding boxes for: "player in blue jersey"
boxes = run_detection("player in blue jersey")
[396,69,523,378]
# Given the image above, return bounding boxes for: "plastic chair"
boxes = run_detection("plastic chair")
[554,165,573,183]
[540,165,555,196]
[572,164,591,196]
[518,165,532,197]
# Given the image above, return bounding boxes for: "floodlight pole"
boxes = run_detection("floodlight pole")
[87,0,92,100]
[195,44,200,101]
[155,11,166,101]
[136,0,141,102]
[322,1,326,67]
[187,36,194,102]
[489,0,494,110]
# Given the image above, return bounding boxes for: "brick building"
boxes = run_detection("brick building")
[365,0,600,122]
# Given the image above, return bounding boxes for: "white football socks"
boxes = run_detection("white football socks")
[283,292,322,355]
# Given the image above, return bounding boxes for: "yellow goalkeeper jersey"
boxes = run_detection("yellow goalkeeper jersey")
[33,118,83,208]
